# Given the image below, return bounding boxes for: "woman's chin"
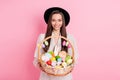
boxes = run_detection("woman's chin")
[54,28,60,31]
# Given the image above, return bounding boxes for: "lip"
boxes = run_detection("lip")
[54,26,60,28]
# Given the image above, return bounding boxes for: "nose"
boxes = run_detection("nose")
[55,21,59,25]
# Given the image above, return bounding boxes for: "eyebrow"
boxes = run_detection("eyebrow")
[52,18,62,20]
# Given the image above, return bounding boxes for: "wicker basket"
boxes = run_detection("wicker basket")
[37,36,74,76]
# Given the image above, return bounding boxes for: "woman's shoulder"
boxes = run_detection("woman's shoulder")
[38,33,45,37]
[37,33,45,42]
[67,33,75,40]
[67,33,78,44]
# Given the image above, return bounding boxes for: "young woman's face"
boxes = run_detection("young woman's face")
[51,13,63,31]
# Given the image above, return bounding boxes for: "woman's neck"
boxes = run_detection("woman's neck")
[52,30,60,36]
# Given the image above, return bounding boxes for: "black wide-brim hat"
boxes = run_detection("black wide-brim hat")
[44,7,70,27]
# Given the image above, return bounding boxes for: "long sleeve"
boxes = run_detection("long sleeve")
[68,34,79,66]
[33,34,45,68]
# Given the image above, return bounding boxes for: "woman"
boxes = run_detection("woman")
[33,7,78,80]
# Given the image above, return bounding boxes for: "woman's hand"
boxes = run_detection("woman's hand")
[38,62,42,67]
[33,58,42,70]
[37,62,44,71]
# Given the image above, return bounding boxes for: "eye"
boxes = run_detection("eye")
[58,19,62,22]
[52,19,55,22]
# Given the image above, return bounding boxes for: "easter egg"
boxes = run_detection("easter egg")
[41,55,49,62]
[49,51,55,57]
[45,57,50,62]
[51,57,56,61]
[48,51,53,55]
[45,53,52,59]
[65,55,71,62]
[62,62,67,68]
[57,58,62,62]
[45,41,49,46]
[66,59,72,65]
[66,42,69,46]
[46,60,52,65]
[62,41,66,46]
[51,61,57,67]
[42,44,45,48]
[52,53,55,57]
[57,61,62,65]
[41,55,46,61]
[55,55,60,60]
[68,44,71,48]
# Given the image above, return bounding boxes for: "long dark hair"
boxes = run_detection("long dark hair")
[43,10,68,52]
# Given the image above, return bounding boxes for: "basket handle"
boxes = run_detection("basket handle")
[37,35,74,63]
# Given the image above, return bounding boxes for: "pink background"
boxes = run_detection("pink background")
[0,0,120,80]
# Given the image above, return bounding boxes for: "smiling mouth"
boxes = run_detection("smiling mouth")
[54,26,60,28]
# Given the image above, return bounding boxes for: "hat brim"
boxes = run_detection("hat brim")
[44,7,70,27]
